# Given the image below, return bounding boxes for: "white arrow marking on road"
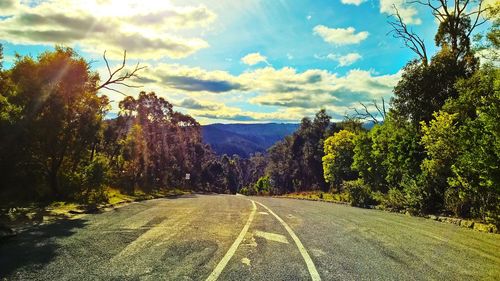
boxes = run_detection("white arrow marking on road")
[254,201,321,281]
[206,200,257,281]
[254,230,289,244]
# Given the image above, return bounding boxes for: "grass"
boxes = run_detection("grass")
[0,187,191,232]
[106,188,136,205]
[278,191,350,204]
[277,191,499,234]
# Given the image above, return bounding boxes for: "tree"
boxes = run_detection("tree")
[322,129,357,190]
[266,136,295,194]
[427,66,500,220]
[265,109,332,193]
[1,47,109,199]
[221,154,241,194]
[420,111,460,212]
[108,91,208,192]
[390,0,483,124]
[352,112,423,197]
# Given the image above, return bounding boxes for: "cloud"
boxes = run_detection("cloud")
[380,0,422,25]
[326,52,362,66]
[246,67,400,110]
[340,0,367,6]
[178,98,221,110]
[241,52,269,66]
[135,63,243,93]
[313,25,369,45]
[103,63,401,122]
[0,0,19,15]
[128,5,216,29]
[0,1,215,59]
[163,76,242,93]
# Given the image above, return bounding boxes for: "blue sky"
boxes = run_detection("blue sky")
[0,0,491,123]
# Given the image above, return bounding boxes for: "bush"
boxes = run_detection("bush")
[239,185,257,196]
[382,188,406,211]
[82,156,109,203]
[343,179,376,208]
[255,176,271,195]
[380,178,424,214]
[400,177,424,214]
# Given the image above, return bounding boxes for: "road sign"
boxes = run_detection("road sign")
[185,173,190,180]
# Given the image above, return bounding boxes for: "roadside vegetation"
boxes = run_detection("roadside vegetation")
[0,47,244,214]
[241,2,500,230]
[0,0,498,233]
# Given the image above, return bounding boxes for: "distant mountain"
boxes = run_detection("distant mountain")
[202,123,299,158]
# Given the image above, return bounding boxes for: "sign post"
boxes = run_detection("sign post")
[184,173,190,190]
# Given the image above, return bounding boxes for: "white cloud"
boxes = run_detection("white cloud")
[340,0,367,6]
[0,0,20,16]
[241,52,269,66]
[109,62,401,122]
[313,25,369,45]
[380,0,422,25]
[326,52,362,66]
[0,0,216,59]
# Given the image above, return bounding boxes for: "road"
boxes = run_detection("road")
[1,194,499,280]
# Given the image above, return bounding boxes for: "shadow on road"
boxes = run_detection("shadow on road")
[0,217,88,277]
[163,194,199,200]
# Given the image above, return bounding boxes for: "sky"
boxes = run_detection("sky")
[0,0,492,124]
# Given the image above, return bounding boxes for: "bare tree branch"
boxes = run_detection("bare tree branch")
[466,0,488,39]
[388,6,428,64]
[96,50,146,96]
[349,98,388,124]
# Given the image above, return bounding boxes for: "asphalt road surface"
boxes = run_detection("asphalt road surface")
[1,194,499,280]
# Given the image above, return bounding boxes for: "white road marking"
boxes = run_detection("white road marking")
[254,201,321,281]
[241,257,251,266]
[206,200,257,281]
[254,230,289,244]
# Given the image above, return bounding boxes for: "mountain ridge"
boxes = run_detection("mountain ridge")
[202,123,299,158]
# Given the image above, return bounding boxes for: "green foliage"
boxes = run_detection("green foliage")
[417,66,500,221]
[221,155,241,194]
[343,179,376,208]
[353,114,422,193]
[0,47,229,204]
[322,130,357,189]
[444,67,499,222]
[392,45,476,125]
[266,109,332,193]
[239,185,258,196]
[419,111,459,212]
[0,47,108,201]
[255,176,271,194]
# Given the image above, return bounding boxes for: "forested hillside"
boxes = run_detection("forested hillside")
[202,123,299,157]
